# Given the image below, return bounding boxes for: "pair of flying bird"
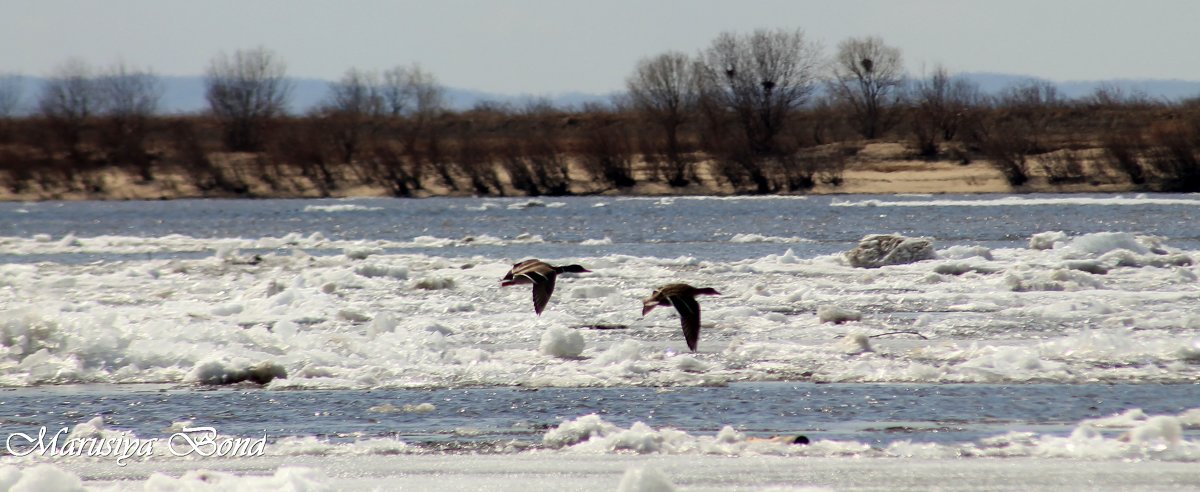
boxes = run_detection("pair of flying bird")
[500,259,720,352]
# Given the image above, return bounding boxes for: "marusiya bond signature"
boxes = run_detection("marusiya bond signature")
[5,426,266,466]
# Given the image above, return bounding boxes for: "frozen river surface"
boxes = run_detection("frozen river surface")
[1,194,1198,490]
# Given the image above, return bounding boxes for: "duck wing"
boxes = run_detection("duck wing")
[527,271,557,315]
[669,295,702,352]
[503,260,540,282]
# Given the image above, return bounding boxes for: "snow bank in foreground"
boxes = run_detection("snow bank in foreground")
[0,464,84,492]
[0,464,332,492]
[617,466,676,492]
[145,467,331,491]
[541,410,1200,461]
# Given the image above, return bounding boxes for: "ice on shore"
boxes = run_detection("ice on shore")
[617,466,676,492]
[1,406,1197,491]
[145,467,330,491]
[0,464,85,492]
[539,410,1200,460]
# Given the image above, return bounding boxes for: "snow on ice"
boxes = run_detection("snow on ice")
[0,231,1197,388]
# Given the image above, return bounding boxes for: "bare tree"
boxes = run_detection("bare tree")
[699,28,822,192]
[205,47,292,151]
[379,64,451,188]
[626,51,697,186]
[379,64,444,118]
[1086,82,1153,110]
[828,36,905,139]
[0,73,24,144]
[39,58,101,161]
[996,79,1060,152]
[911,65,981,156]
[970,80,1061,186]
[96,62,162,180]
[98,63,161,118]
[321,68,386,163]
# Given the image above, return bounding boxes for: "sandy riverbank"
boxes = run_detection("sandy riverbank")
[0,143,1135,201]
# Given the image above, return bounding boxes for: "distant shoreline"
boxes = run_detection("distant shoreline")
[0,143,1139,202]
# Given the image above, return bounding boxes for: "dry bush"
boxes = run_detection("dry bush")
[996,80,1060,153]
[577,107,636,189]
[1100,128,1147,186]
[523,134,571,195]
[1145,120,1200,191]
[977,117,1033,186]
[908,66,983,158]
[637,127,697,187]
[167,120,247,195]
[493,103,573,196]
[777,154,816,191]
[269,119,335,195]
[423,130,455,192]
[361,141,422,197]
[0,147,34,193]
[1039,150,1087,185]
[818,143,861,186]
[497,140,539,196]
[707,136,776,193]
[972,86,1065,187]
[450,123,503,195]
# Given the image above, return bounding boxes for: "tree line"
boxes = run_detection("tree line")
[1,30,1199,198]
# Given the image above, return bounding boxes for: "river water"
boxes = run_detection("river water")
[1,193,1198,490]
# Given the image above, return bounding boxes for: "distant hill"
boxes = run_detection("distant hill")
[958,72,1200,101]
[4,73,1198,115]
[1,75,615,115]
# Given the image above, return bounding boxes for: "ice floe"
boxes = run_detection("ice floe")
[0,231,1197,388]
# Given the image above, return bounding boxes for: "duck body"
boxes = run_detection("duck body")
[501,259,590,315]
[642,283,721,352]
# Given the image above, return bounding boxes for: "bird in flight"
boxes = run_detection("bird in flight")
[501,259,590,315]
[642,283,721,352]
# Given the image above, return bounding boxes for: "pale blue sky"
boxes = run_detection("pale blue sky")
[4,0,1198,95]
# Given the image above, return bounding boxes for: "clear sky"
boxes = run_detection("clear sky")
[3,0,1198,95]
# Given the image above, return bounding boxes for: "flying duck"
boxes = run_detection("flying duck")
[500,259,590,315]
[641,283,720,352]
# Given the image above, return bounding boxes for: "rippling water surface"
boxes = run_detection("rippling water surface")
[2,194,1199,489]
[4,383,1198,448]
[4,193,1200,263]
